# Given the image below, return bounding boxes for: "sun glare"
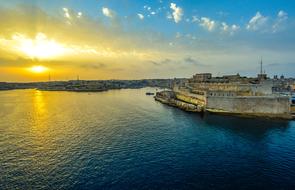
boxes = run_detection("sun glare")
[29,66,49,73]
[13,33,66,59]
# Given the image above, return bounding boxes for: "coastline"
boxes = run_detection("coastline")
[154,90,294,120]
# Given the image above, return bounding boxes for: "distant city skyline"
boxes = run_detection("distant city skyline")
[0,0,295,82]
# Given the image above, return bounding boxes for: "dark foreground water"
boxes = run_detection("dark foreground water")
[0,88,295,190]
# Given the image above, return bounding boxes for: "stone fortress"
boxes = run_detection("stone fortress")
[156,61,295,119]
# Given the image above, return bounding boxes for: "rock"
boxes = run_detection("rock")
[155,91,203,112]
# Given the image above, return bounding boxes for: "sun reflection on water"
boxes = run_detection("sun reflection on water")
[31,90,49,136]
[34,90,45,114]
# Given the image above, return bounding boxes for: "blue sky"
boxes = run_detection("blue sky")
[0,0,295,81]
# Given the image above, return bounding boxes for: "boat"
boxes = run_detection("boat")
[146,92,155,95]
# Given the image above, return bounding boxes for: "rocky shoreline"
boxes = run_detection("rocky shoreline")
[154,91,203,112]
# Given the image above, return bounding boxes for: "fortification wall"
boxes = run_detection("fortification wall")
[206,96,290,115]
[250,80,273,95]
[175,92,206,106]
[192,83,251,92]
[190,82,273,95]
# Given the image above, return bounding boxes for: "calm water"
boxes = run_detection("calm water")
[0,88,295,190]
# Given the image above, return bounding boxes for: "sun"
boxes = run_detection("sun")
[29,66,49,73]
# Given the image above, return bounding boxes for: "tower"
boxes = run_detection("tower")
[48,72,51,82]
[258,57,267,81]
[260,57,263,75]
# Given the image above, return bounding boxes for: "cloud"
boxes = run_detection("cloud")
[246,12,268,31]
[184,57,199,64]
[137,13,144,20]
[144,5,151,11]
[80,62,107,70]
[221,22,240,35]
[183,57,207,66]
[246,11,289,33]
[170,3,183,23]
[0,4,159,62]
[199,17,216,31]
[221,22,229,31]
[149,58,172,66]
[192,15,238,34]
[0,56,74,68]
[62,8,83,24]
[272,10,288,33]
[102,7,115,18]
[149,57,207,69]
[278,10,287,18]
[231,25,240,32]
[63,8,71,19]
[194,16,239,34]
[77,12,82,18]
[144,5,161,16]
[166,12,173,20]
[191,16,199,23]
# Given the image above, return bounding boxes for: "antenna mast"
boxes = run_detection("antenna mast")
[48,72,51,82]
[260,57,263,75]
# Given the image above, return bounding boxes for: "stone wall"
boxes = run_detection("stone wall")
[206,96,290,115]
[189,82,273,96]
[250,80,273,95]
[155,91,202,112]
[175,92,206,106]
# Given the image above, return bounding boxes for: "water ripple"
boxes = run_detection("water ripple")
[0,89,295,190]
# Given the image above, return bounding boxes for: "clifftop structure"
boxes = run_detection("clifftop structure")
[193,73,212,82]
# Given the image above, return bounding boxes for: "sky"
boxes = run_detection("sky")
[0,0,295,82]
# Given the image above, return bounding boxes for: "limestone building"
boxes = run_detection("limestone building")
[173,73,292,119]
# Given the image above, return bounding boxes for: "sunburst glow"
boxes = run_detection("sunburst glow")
[29,65,49,73]
[13,33,66,59]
